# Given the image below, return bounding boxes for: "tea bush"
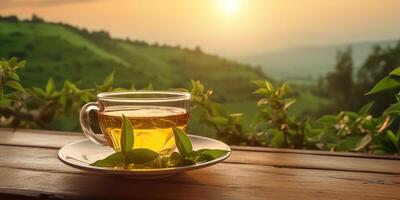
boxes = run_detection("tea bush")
[1,57,400,154]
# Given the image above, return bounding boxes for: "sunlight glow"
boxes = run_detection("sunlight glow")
[219,0,241,15]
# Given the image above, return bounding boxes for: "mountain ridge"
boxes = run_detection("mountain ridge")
[239,38,399,80]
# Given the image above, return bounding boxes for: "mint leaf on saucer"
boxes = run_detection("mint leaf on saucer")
[121,114,134,153]
[197,149,230,160]
[125,148,159,164]
[173,127,192,156]
[90,152,125,167]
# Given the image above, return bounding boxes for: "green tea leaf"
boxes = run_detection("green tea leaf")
[358,101,374,115]
[103,71,114,87]
[5,80,25,93]
[8,57,18,68]
[32,87,46,98]
[197,149,229,159]
[125,148,159,164]
[173,127,192,156]
[383,102,400,116]
[389,67,400,76]
[385,130,399,150]
[0,98,11,107]
[283,98,296,110]
[46,78,55,94]
[209,116,229,126]
[182,159,196,166]
[121,114,134,153]
[9,72,20,81]
[17,60,26,69]
[366,76,400,95]
[271,130,285,147]
[90,152,125,167]
[253,88,270,95]
[354,134,372,151]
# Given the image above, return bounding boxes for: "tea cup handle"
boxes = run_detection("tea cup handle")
[80,102,108,145]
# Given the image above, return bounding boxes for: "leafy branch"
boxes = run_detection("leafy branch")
[1,57,400,154]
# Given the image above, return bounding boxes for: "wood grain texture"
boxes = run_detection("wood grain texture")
[1,129,399,174]
[0,128,399,200]
[0,162,399,200]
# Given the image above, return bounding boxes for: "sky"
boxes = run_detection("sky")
[1,0,400,57]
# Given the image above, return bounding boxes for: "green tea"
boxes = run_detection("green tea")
[98,106,189,155]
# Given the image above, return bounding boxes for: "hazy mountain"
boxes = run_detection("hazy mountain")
[239,39,399,80]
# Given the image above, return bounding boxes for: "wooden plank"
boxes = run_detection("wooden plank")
[0,143,400,180]
[0,129,85,149]
[0,162,398,200]
[231,145,400,160]
[228,150,400,175]
[1,129,400,174]
[0,129,399,199]
[2,128,399,160]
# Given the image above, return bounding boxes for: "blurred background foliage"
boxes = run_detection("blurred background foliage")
[1,56,400,154]
[1,15,400,154]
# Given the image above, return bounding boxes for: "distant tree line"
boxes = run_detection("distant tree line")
[316,41,400,116]
[0,14,207,54]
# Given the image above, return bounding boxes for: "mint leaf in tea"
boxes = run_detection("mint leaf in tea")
[98,106,189,154]
[91,113,230,169]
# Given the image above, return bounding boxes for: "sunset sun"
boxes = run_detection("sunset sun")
[219,0,242,15]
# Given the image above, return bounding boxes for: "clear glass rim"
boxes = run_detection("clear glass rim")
[97,90,191,103]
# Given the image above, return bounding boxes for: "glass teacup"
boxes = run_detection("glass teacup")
[80,91,191,155]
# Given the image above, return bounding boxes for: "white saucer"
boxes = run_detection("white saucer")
[58,135,231,179]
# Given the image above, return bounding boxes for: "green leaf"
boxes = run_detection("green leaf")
[229,113,243,125]
[385,130,399,150]
[17,60,26,69]
[8,57,18,68]
[354,134,372,151]
[46,78,55,94]
[253,88,270,95]
[173,127,193,156]
[336,136,363,151]
[251,80,267,88]
[318,115,337,125]
[256,98,270,106]
[389,67,400,76]
[9,72,20,81]
[90,152,125,167]
[197,149,229,159]
[5,80,25,93]
[121,114,134,153]
[64,80,80,92]
[103,71,114,87]
[125,148,159,164]
[209,116,229,126]
[32,87,46,98]
[167,152,185,167]
[0,98,11,107]
[358,101,374,115]
[383,102,400,116]
[181,159,196,166]
[283,98,296,109]
[271,130,285,147]
[366,76,400,95]
[251,80,274,91]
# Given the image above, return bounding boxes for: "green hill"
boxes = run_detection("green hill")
[0,17,266,102]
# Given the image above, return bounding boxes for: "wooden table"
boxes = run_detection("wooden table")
[0,129,399,200]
